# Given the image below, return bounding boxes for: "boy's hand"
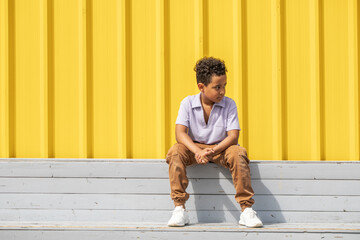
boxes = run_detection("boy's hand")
[195,148,215,165]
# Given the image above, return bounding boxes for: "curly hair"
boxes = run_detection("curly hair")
[194,57,227,86]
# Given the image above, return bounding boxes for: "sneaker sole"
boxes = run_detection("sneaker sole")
[167,222,189,227]
[168,224,185,227]
[239,220,263,228]
[239,222,263,228]
[168,219,190,227]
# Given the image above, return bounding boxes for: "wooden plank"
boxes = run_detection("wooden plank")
[1,222,359,232]
[1,230,359,240]
[1,160,360,179]
[0,209,359,223]
[1,194,359,212]
[0,178,359,196]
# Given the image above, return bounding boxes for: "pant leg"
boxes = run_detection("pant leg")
[212,145,255,211]
[166,143,197,207]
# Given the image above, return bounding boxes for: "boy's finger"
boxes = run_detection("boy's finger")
[204,150,214,156]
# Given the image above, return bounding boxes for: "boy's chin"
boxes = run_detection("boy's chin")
[215,97,223,102]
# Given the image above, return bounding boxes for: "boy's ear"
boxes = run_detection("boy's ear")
[198,83,205,92]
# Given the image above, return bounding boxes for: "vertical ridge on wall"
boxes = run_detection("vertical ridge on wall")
[8,0,15,158]
[232,0,249,150]
[280,0,287,160]
[348,0,359,160]
[117,0,128,158]
[241,0,249,151]
[78,0,88,158]
[85,0,93,158]
[309,0,322,160]
[155,0,166,158]
[271,0,283,160]
[48,0,55,158]
[232,0,242,146]
[0,0,9,158]
[125,0,133,158]
[163,0,171,155]
[40,0,49,158]
[319,0,326,160]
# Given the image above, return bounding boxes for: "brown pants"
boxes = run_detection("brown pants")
[166,142,255,211]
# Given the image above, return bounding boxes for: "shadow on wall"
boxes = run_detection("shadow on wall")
[189,162,285,224]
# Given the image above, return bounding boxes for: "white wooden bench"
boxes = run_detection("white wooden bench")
[0,158,359,239]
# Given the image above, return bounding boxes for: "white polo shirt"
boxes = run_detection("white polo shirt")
[175,92,241,145]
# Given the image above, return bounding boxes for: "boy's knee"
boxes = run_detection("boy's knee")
[227,145,247,156]
[166,143,188,164]
[226,145,249,165]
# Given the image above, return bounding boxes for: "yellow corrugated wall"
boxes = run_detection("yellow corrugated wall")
[0,0,359,160]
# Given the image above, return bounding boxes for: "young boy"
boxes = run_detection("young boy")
[166,57,263,228]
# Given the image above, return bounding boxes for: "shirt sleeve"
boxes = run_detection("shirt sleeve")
[226,101,241,131]
[175,97,190,128]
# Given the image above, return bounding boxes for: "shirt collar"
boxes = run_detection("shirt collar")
[191,92,225,109]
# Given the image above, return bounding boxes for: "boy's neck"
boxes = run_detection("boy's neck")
[200,93,214,107]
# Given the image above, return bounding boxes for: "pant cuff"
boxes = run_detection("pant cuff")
[174,201,186,207]
[240,202,254,211]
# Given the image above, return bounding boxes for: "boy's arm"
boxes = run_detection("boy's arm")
[175,124,214,164]
[212,130,239,155]
[175,124,202,154]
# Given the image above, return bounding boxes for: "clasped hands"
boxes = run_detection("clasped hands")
[195,148,215,165]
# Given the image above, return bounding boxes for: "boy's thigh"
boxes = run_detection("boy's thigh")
[166,143,196,165]
[166,142,217,165]
[211,145,249,167]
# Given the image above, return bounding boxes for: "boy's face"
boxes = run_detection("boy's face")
[198,74,227,104]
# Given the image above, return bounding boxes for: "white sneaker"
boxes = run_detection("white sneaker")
[239,208,263,228]
[167,206,190,227]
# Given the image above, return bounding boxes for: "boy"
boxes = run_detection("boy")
[166,57,263,228]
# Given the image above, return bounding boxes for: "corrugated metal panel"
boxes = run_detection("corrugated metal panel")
[0,0,359,160]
